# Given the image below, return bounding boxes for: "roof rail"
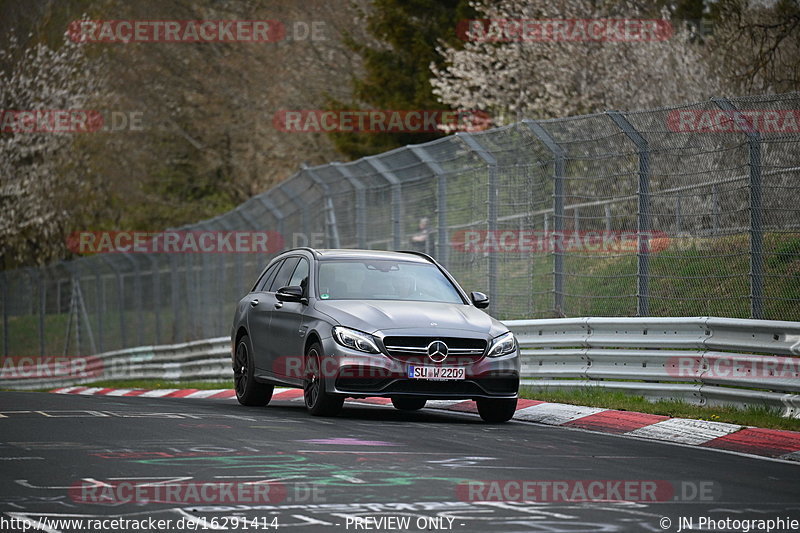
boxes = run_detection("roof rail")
[396,250,435,263]
[285,246,321,256]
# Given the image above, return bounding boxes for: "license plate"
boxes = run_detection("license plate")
[408,366,465,380]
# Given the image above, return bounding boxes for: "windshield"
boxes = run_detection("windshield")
[317,259,464,304]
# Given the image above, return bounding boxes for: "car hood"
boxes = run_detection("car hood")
[314,299,507,337]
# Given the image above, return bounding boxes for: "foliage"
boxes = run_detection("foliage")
[430,0,723,123]
[326,0,475,158]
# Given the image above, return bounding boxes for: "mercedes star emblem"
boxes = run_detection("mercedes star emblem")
[426,340,448,363]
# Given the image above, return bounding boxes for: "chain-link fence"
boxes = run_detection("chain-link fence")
[2,92,799,357]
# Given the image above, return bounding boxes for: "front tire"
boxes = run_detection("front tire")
[234,335,274,406]
[304,343,344,417]
[391,397,427,411]
[476,397,517,423]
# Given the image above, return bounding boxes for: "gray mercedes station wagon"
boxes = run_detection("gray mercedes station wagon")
[230,248,520,422]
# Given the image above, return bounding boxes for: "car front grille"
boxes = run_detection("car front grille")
[382,336,486,364]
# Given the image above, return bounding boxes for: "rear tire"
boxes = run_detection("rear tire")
[234,335,273,406]
[304,343,344,417]
[476,397,517,423]
[391,397,427,411]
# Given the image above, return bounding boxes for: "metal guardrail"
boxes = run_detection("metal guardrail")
[2,317,799,417]
[0,337,231,391]
[511,317,800,418]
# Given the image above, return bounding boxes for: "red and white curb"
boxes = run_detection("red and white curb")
[52,386,800,463]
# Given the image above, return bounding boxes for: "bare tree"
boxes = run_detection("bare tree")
[430,0,723,123]
[0,32,107,268]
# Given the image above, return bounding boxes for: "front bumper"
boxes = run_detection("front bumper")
[319,335,519,400]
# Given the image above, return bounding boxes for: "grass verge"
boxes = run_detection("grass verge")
[520,385,800,432]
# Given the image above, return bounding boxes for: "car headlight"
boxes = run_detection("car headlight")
[487,331,516,357]
[332,326,380,354]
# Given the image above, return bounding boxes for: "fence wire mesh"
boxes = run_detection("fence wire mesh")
[2,92,799,357]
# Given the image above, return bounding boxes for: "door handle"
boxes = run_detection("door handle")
[250,299,259,307]
[274,302,283,309]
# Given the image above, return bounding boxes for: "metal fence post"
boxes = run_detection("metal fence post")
[169,254,182,343]
[364,156,403,250]
[123,254,144,347]
[303,165,341,248]
[712,97,764,319]
[95,269,104,353]
[607,111,651,317]
[712,184,720,235]
[332,163,367,249]
[99,256,126,349]
[409,145,449,267]
[256,195,285,251]
[37,270,46,356]
[524,121,566,315]
[456,132,498,315]
[146,256,161,345]
[1,272,8,357]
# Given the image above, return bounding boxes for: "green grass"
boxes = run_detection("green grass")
[452,232,800,320]
[520,385,800,432]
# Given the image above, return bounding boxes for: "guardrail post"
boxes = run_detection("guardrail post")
[712,97,764,319]
[332,163,367,249]
[409,145,449,267]
[456,132,498,315]
[524,121,566,315]
[607,111,651,317]
[364,156,403,250]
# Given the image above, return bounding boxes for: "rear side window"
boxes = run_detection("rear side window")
[253,260,281,292]
[268,257,300,292]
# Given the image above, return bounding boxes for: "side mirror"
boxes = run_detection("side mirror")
[276,285,305,303]
[470,291,490,309]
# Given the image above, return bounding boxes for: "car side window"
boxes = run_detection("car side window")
[268,256,300,292]
[288,258,310,295]
[253,260,281,292]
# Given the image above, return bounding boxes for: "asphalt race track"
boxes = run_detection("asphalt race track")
[1,391,799,533]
